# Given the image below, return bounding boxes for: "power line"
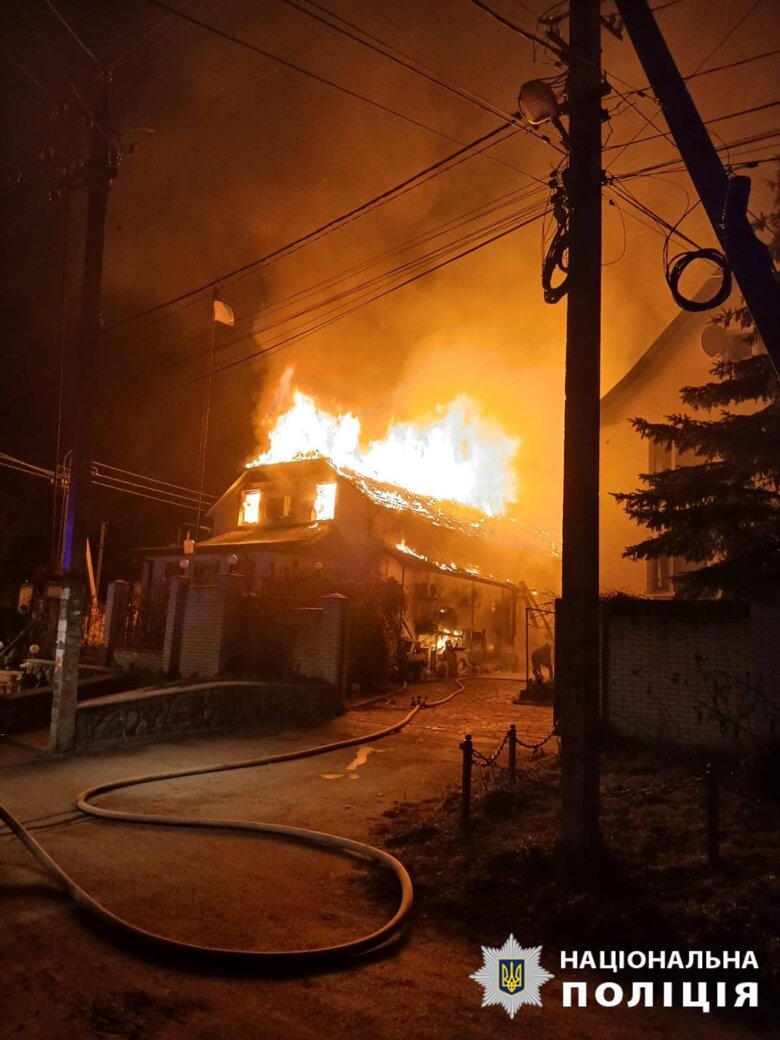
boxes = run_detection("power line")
[109,122,525,330]
[605,99,780,162]
[276,0,550,135]
[614,127,780,179]
[153,203,549,397]
[147,182,550,383]
[625,46,780,101]
[0,451,216,510]
[608,183,703,251]
[141,0,547,179]
[181,181,548,343]
[0,42,58,102]
[466,0,564,58]
[691,0,764,76]
[12,0,105,138]
[42,0,99,65]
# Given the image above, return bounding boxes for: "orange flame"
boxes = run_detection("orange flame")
[248,385,520,515]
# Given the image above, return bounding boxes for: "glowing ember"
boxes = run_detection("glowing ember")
[396,539,427,561]
[249,386,519,515]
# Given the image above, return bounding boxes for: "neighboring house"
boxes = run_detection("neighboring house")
[599,280,753,596]
[138,456,558,668]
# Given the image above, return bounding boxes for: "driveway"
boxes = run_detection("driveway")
[0,680,755,1039]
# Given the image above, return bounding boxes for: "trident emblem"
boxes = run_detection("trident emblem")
[499,959,525,994]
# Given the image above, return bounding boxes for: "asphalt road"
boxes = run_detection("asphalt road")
[0,680,758,1039]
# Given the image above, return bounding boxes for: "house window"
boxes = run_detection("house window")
[239,489,261,526]
[313,481,337,521]
[646,441,693,595]
[266,495,292,521]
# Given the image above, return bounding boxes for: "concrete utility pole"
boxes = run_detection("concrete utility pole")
[50,75,112,755]
[557,0,603,851]
[615,0,780,372]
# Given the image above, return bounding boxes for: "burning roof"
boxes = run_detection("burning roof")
[246,386,520,516]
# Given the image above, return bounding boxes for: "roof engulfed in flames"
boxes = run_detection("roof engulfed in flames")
[246,387,520,517]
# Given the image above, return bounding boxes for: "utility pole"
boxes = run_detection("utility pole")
[194,311,217,542]
[615,0,780,372]
[557,0,603,851]
[50,74,112,755]
[95,519,108,598]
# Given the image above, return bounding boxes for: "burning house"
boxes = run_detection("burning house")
[138,387,558,670]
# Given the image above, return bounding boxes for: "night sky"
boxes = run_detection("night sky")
[0,0,777,589]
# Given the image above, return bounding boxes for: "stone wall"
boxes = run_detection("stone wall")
[0,672,141,736]
[73,680,343,752]
[602,598,780,748]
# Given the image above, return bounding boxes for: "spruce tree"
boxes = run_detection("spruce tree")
[614,177,780,599]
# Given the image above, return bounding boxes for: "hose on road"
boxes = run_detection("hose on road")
[0,679,467,968]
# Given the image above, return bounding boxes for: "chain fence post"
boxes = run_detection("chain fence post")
[705,762,720,866]
[460,733,473,829]
[508,724,517,783]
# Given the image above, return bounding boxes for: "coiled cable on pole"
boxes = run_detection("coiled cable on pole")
[662,196,731,312]
[541,175,570,304]
[664,247,731,312]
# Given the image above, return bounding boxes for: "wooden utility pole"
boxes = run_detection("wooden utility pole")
[50,75,112,755]
[615,0,780,372]
[95,519,108,597]
[557,0,603,851]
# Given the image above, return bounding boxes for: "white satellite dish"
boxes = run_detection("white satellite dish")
[700,323,731,358]
[701,323,756,359]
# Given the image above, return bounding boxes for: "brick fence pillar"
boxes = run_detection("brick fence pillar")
[218,572,247,673]
[178,572,246,679]
[102,580,131,663]
[320,593,350,702]
[161,576,189,678]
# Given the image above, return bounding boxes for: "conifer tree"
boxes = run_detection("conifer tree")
[614,177,780,599]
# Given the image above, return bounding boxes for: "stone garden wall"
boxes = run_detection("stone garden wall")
[73,680,344,751]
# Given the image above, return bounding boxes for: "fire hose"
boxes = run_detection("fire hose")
[0,679,465,969]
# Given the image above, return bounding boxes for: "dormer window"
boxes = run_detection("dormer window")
[266,495,292,521]
[313,481,337,521]
[239,489,261,526]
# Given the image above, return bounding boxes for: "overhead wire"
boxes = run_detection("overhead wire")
[121,114,778,396]
[604,100,780,170]
[12,0,106,140]
[155,180,550,364]
[140,0,549,181]
[0,42,58,102]
[690,0,764,76]
[153,204,550,398]
[0,452,217,511]
[165,201,550,387]
[275,0,560,141]
[108,122,526,330]
[99,180,553,400]
[41,0,100,65]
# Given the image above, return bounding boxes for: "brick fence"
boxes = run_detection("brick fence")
[601,598,780,748]
[103,576,350,693]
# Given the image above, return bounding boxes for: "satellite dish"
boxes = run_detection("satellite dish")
[701,323,757,359]
[701,323,731,358]
[518,80,560,125]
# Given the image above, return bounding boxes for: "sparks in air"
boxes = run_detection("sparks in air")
[247,385,520,516]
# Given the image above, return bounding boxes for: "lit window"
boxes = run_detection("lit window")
[240,489,261,526]
[313,481,337,521]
